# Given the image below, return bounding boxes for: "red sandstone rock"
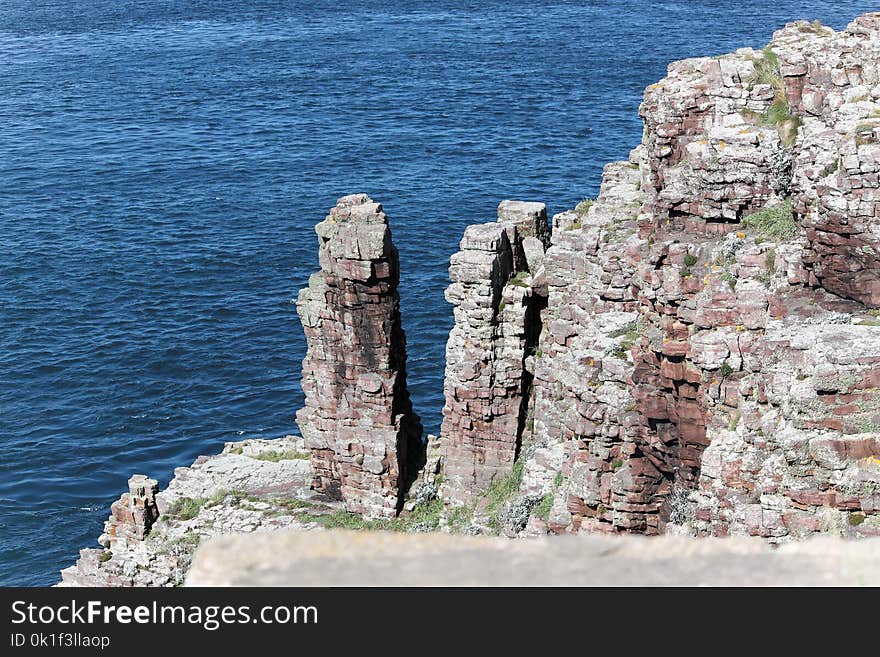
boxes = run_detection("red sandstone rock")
[296,194,423,519]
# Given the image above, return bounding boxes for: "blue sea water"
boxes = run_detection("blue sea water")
[0,1,872,586]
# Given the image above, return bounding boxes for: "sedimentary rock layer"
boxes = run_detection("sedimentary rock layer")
[505,15,880,539]
[440,201,548,505]
[63,14,880,589]
[296,194,423,519]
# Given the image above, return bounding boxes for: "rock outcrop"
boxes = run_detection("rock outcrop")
[59,436,335,587]
[99,475,160,551]
[443,14,880,540]
[62,13,880,588]
[296,194,423,518]
[440,201,548,505]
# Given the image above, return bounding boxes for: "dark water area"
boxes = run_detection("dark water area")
[0,1,872,585]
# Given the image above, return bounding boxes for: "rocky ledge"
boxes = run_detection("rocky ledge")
[63,13,880,586]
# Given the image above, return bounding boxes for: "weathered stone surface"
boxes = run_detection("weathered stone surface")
[63,14,880,589]
[478,15,880,540]
[59,436,330,587]
[439,201,547,505]
[296,194,423,518]
[98,475,159,551]
[186,529,880,586]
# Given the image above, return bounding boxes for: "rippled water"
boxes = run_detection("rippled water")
[0,1,871,585]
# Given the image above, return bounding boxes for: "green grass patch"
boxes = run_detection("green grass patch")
[744,48,803,146]
[606,321,638,339]
[533,494,554,522]
[165,490,235,521]
[446,504,475,533]
[249,448,310,462]
[750,47,783,91]
[575,198,594,216]
[298,496,444,533]
[509,271,530,288]
[483,459,525,513]
[166,497,205,521]
[742,198,796,241]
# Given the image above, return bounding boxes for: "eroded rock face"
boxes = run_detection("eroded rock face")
[783,14,880,306]
[98,475,159,551]
[640,53,787,236]
[296,194,423,519]
[62,14,880,589]
[59,436,324,587]
[439,201,548,505]
[640,15,880,305]
[465,15,880,540]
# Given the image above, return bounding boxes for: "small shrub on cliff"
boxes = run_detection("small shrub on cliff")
[855,122,878,146]
[533,493,554,522]
[575,198,594,216]
[166,497,205,521]
[719,361,734,378]
[728,411,741,431]
[742,198,796,241]
[683,253,698,267]
[764,248,776,274]
[721,271,737,291]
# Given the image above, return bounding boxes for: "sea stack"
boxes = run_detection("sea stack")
[296,194,423,519]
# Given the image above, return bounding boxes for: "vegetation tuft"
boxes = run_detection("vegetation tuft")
[742,198,796,241]
[745,47,803,147]
[249,449,310,462]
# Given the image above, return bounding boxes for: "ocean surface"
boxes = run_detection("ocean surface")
[0,1,873,586]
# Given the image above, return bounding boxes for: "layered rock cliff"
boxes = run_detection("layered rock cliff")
[62,13,880,586]
[447,13,880,539]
